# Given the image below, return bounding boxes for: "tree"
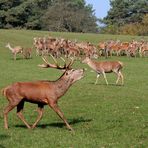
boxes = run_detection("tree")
[0,0,22,28]
[0,0,52,29]
[0,0,98,32]
[99,0,148,35]
[41,0,98,32]
[119,14,148,35]
[101,0,148,26]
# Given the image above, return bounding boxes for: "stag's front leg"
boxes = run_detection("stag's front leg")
[32,104,44,129]
[17,101,31,129]
[49,102,74,132]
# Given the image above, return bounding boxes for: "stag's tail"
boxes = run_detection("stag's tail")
[1,87,8,97]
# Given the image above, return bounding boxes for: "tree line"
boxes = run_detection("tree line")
[100,0,148,35]
[0,0,148,35]
[0,0,98,33]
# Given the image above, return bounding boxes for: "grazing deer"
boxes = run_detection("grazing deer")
[22,48,32,59]
[82,57,124,85]
[5,43,23,60]
[2,56,84,131]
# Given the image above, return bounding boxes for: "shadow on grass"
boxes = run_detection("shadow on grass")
[15,117,92,129]
[40,118,93,129]
[0,145,6,148]
[0,134,10,148]
[89,82,123,87]
[10,57,32,61]
[0,134,10,140]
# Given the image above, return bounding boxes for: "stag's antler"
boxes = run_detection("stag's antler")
[38,54,74,70]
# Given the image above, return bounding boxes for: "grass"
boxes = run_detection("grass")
[0,29,148,148]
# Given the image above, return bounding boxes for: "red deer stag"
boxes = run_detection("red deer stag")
[2,56,84,131]
[5,43,23,60]
[82,57,124,85]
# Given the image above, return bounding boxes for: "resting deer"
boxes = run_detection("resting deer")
[2,56,84,131]
[82,57,124,85]
[5,43,23,60]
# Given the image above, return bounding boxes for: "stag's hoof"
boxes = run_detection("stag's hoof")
[26,125,31,129]
[67,126,75,133]
[31,125,36,129]
[4,126,8,129]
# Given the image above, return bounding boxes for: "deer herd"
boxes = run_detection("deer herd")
[98,39,148,58]
[1,36,147,131]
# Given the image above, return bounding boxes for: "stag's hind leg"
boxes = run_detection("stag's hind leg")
[32,104,44,129]
[4,97,21,129]
[16,100,31,129]
[4,104,16,129]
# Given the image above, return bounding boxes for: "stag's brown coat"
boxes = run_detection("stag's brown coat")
[2,57,84,132]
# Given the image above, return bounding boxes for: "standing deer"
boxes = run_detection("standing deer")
[82,57,124,85]
[22,48,32,59]
[139,43,148,57]
[2,56,84,131]
[5,43,23,60]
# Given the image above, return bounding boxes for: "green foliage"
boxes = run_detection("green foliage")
[100,25,119,34]
[41,0,98,32]
[100,0,148,35]
[0,29,148,147]
[0,0,98,32]
[0,0,51,29]
[119,14,148,35]
[102,0,148,26]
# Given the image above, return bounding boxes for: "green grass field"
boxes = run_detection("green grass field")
[0,29,148,148]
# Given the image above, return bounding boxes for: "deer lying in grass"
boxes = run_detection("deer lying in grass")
[2,56,84,131]
[5,43,23,60]
[82,57,124,85]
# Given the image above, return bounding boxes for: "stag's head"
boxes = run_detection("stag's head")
[38,55,84,84]
[62,69,84,84]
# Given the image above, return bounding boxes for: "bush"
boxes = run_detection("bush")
[100,25,119,34]
[100,15,148,36]
[119,14,148,36]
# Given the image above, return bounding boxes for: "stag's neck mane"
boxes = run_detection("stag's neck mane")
[54,73,72,98]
